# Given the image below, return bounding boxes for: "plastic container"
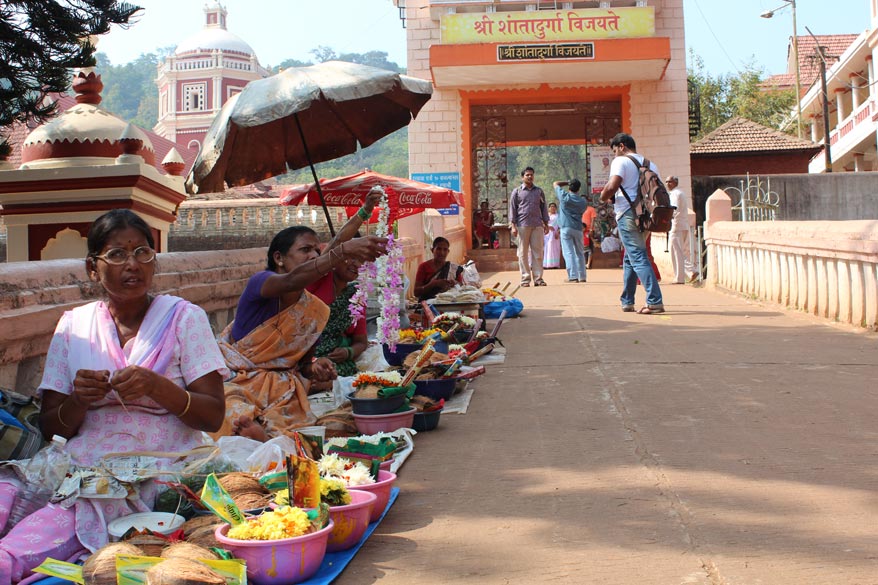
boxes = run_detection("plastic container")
[353,408,415,435]
[412,408,443,432]
[7,434,70,528]
[349,470,397,523]
[215,520,334,585]
[108,512,186,540]
[346,391,406,415]
[326,489,378,552]
[382,340,449,366]
[413,377,456,401]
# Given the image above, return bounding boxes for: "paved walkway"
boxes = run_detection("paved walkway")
[338,267,878,585]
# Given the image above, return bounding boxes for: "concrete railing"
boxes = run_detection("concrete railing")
[703,189,878,330]
[0,237,427,398]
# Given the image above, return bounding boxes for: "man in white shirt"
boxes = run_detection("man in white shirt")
[665,176,698,284]
[599,133,664,314]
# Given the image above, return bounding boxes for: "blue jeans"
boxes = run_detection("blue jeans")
[617,210,663,307]
[560,227,586,281]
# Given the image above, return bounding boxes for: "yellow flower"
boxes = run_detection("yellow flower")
[320,477,351,506]
[226,506,312,540]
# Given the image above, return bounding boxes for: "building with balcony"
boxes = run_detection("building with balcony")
[153,1,271,156]
[390,0,690,251]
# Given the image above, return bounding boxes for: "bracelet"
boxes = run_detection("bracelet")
[57,401,72,428]
[357,207,371,221]
[178,391,192,418]
[346,347,354,360]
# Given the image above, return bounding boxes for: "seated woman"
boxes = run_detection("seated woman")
[414,236,464,302]
[219,191,387,441]
[473,200,495,248]
[307,259,368,380]
[0,210,228,582]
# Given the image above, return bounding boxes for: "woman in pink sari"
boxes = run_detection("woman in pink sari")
[0,210,229,583]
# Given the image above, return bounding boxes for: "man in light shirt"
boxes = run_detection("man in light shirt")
[509,167,549,287]
[599,133,664,314]
[665,176,698,284]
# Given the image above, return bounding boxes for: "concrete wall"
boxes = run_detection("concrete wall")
[693,172,878,224]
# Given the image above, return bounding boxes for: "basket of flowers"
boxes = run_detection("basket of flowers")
[347,371,413,415]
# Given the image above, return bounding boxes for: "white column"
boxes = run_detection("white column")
[868,56,875,100]
[835,88,847,123]
[850,73,861,110]
[854,153,867,171]
[810,116,819,143]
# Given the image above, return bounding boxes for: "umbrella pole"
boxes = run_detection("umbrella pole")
[294,114,335,237]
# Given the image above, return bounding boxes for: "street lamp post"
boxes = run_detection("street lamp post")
[762,0,803,139]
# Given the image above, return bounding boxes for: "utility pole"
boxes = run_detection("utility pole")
[806,26,833,172]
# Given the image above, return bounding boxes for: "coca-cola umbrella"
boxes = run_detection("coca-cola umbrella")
[185,60,433,235]
[279,170,463,223]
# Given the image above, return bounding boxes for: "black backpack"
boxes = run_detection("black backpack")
[619,155,675,233]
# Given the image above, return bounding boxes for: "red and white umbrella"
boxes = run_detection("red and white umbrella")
[279,170,463,223]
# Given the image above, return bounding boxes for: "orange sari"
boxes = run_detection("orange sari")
[214,291,329,439]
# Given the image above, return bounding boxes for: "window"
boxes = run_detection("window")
[183,83,207,112]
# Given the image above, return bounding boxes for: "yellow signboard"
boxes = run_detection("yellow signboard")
[440,7,655,45]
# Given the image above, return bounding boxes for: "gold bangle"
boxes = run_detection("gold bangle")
[178,391,192,418]
[57,401,72,428]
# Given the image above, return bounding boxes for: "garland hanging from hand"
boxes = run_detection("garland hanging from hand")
[349,187,404,350]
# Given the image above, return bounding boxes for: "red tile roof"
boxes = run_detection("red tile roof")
[763,34,860,95]
[690,117,822,155]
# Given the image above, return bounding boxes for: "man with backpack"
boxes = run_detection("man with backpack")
[599,133,665,314]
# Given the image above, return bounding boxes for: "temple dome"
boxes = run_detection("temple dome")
[174,27,255,56]
[21,69,155,168]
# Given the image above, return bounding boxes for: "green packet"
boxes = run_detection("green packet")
[33,556,247,585]
[200,472,245,526]
[258,470,288,492]
[328,435,398,457]
[376,382,415,398]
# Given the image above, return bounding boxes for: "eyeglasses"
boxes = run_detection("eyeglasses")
[94,246,156,265]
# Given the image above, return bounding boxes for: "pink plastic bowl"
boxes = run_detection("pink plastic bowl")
[379,458,393,471]
[349,470,397,523]
[327,489,378,552]
[214,520,334,585]
[352,408,415,435]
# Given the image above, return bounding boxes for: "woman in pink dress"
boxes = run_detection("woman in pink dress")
[0,210,229,583]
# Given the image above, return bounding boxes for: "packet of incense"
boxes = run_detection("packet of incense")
[468,343,495,362]
[420,301,437,322]
[467,320,483,342]
[489,309,508,337]
[400,338,436,386]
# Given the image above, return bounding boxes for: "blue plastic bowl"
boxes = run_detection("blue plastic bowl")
[413,377,456,401]
[382,341,449,366]
[412,408,443,432]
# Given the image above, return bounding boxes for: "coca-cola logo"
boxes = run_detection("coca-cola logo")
[398,191,434,206]
[324,192,362,205]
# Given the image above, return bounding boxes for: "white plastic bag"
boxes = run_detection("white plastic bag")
[461,261,481,287]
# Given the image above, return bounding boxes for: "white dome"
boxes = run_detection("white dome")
[175,28,255,56]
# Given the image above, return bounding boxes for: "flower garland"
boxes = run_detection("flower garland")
[349,187,404,350]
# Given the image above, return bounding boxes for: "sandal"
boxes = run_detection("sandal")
[638,305,665,314]
[520,281,530,287]
[535,279,547,286]
[621,305,635,313]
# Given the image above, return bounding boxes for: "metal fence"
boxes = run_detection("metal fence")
[722,174,780,222]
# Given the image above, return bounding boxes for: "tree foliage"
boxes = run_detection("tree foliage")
[0,0,142,138]
[688,51,797,140]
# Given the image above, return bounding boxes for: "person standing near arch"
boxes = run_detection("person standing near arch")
[509,167,549,287]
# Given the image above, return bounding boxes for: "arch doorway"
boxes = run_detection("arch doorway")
[465,91,625,251]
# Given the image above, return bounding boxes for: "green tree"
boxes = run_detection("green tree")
[688,51,797,140]
[0,1,142,146]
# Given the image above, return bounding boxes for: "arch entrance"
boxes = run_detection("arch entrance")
[467,97,623,250]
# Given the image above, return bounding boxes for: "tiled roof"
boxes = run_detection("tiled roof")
[763,34,860,94]
[690,117,822,155]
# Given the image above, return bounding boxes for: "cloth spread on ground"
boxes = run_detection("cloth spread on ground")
[215,290,329,439]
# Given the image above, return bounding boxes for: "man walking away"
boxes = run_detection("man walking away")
[509,167,549,287]
[553,179,588,283]
[599,133,664,314]
[665,176,698,284]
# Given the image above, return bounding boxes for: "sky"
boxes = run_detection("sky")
[97,0,870,77]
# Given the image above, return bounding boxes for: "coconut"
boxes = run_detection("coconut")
[122,534,168,557]
[218,472,264,495]
[186,524,221,549]
[82,542,143,585]
[234,491,272,511]
[145,558,225,585]
[180,515,220,537]
[160,542,220,561]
